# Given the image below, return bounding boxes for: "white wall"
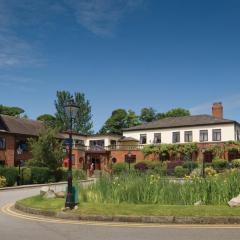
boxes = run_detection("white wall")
[123,123,235,144]
[85,136,120,146]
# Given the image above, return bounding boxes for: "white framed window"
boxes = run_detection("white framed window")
[200,130,208,142]
[212,129,221,141]
[140,134,147,144]
[153,133,161,144]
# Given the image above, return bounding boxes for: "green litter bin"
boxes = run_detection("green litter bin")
[66,185,79,205]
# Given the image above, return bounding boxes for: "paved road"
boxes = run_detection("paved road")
[0,186,240,240]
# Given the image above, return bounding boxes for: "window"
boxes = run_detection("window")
[124,154,136,163]
[0,137,6,150]
[237,130,240,141]
[140,134,147,144]
[16,140,28,153]
[75,139,84,146]
[212,129,221,141]
[89,140,105,147]
[153,133,161,144]
[110,140,116,145]
[172,132,180,143]
[200,130,208,142]
[184,131,193,142]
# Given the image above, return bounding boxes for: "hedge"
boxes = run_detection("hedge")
[0,167,18,186]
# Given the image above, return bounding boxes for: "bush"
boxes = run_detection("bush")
[212,159,228,170]
[174,166,188,178]
[0,167,18,186]
[232,159,240,168]
[73,169,87,181]
[134,162,149,172]
[0,176,6,187]
[31,167,51,184]
[112,163,128,174]
[205,167,217,176]
[22,168,32,184]
[183,161,198,172]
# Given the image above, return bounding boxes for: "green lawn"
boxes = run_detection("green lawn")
[17,195,240,217]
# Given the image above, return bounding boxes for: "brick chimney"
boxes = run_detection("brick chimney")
[212,102,223,119]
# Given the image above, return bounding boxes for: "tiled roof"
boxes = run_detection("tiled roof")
[0,114,44,136]
[124,115,237,131]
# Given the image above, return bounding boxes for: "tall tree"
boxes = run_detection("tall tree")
[99,109,139,135]
[157,108,190,119]
[54,91,93,134]
[0,105,25,117]
[139,107,157,123]
[27,128,64,172]
[37,114,56,128]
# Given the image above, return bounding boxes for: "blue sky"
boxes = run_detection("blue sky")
[1,0,240,132]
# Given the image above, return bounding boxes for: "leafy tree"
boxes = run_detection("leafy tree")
[157,108,190,119]
[54,91,93,134]
[139,107,157,123]
[27,128,64,172]
[126,110,140,128]
[37,114,56,128]
[0,105,25,117]
[99,109,139,135]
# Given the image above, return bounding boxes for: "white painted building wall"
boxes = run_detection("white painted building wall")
[123,123,236,144]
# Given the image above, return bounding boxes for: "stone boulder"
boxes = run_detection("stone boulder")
[228,194,240,207]
[194,200,204,206]
[55,191,65,198]
[43,190,56,199]
[40,186,50,196]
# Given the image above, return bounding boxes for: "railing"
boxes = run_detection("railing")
[73,144,146,151]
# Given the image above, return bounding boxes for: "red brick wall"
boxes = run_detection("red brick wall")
[5,135,15,166]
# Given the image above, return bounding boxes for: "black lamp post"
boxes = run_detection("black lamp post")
[127,151,132,171]
[64,99,79,209]
[201,149,206,178]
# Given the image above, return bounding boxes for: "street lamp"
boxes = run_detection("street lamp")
[127,151,132,171]
[64,98,79,209]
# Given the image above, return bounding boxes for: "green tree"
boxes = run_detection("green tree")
[0,105,25,117]
[157,108,190,119]
[37,114,56,128]
[126,110,140,128]
[139,107,157,123]
[54,91,93,134]
[27,128,64,172]
[99,109,139,135]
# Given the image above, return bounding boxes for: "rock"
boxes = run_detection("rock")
[43,190,56,199]
[40,186,49,196]
[55,191,65,198]
[228,194,240,207]
[194,200,204,206]
[74,205,78,210]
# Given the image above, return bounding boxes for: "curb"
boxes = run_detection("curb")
[14,202,240,225]
[0,179,94,191]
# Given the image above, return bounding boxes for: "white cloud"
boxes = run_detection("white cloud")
[65,0,145,36]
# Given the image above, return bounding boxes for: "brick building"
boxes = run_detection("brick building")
[1,102,240,170]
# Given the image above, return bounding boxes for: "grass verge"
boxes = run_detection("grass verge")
[17,195,240,217]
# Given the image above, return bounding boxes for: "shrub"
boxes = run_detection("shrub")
[112,163,128,174]
[205,167,217,176]
[134,162,149,172]
[73,169,87,181]
[22,168,32,184]
[190,167,202,177]
[0,176,6,187]
[0,167,18,186]
[174,166,188,178]
[232,159,240,168]
[183,161,198,172]
[212,159,228,170]
[31,167,51,184]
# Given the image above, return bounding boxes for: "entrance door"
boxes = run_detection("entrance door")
[92,157,101,170]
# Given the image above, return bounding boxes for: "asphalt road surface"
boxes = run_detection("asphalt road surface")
[0,186,240,240]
